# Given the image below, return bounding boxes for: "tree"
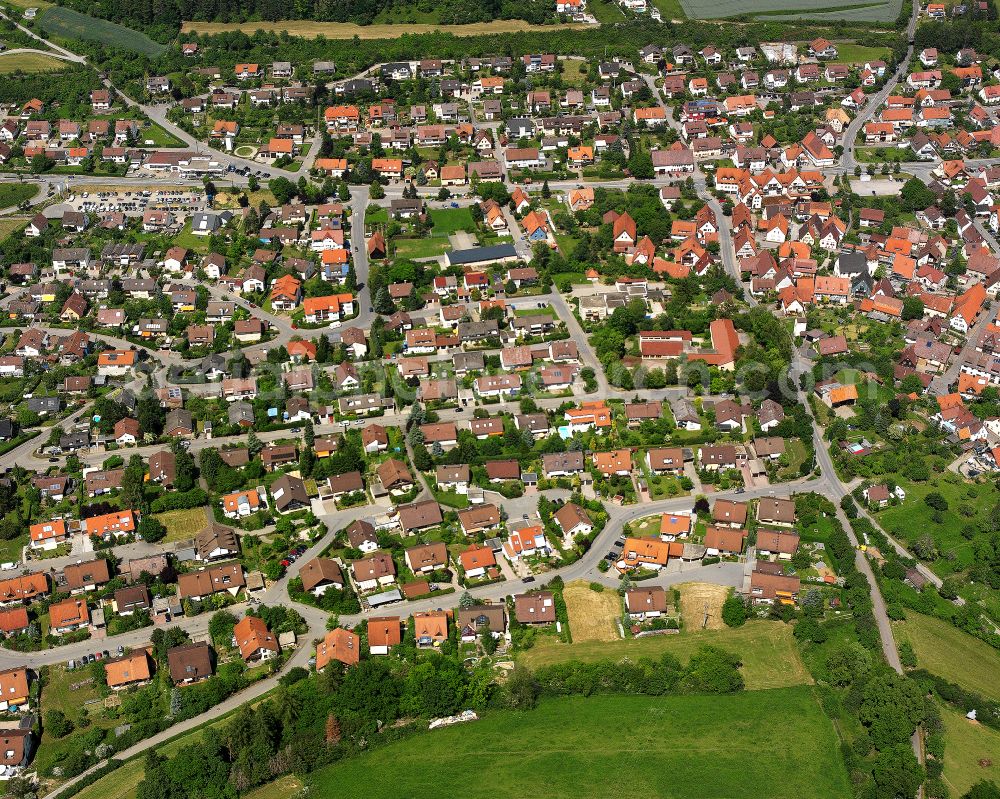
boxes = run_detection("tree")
[901,296,924,321]
[247,432,263,458]
[924,492,948,511]
[682,646,744,693]
[541,179,551,199]
[121,454,146,512]
[721,593,747,627]
[824,641,872,686]
[459,591,475,609]
[504,666,539,709]
[138,515,166,544]
[44,709,73,738]
[859,673,926,749]
[370,181,385,200]
[208,610,238,647]
[324,713,342,745]
[872,744,925,799]
[964,782,1000,799]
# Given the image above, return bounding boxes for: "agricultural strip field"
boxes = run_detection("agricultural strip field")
[678,0,901,20]
[0,51,68,73]
[519,620,812,690]
[307,689,850,799]
[893,612,1000,701]
[180,20,593,38]
[39,7,166,56]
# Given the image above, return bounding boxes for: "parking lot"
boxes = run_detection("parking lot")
[58,189,206,218]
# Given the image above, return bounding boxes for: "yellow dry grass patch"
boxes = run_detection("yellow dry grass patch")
[562,581,620,642]
[180,20,592,38]
[678,582,730,631]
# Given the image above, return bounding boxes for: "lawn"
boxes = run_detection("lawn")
[519,620,813,691]
[180,20,592,38]
[831,43,892,65]
[0,183,38,208]
[0,52,68,73]
[428,206,475,234]
[893,612,1000,701]
[154,507,209,544]
[562,580,620,641]
[307,689,850,799]
[393,236,451,260]
[39,6,166,56]
[939,704,1000,797]
[876,475,992,574]
[140,122,186,148]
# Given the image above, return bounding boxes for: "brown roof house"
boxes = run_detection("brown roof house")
[351,553,396,592]
[513,592,556,625]
[625,586,668,619]
[167,642,213,685]
[404,542,448,574]
[456,605,506,643]
[396,500,443,534]
[299,557,344,596]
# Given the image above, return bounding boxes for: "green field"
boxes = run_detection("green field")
[894,613,1000,701]
[39,7,166,56]
[308,689,850,799]
[0,183,38,209]
[0,52,68,73]
[518,620,813,691]
[939,704,1000,796]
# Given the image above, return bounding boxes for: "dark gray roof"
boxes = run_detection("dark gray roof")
[448,244,518,266]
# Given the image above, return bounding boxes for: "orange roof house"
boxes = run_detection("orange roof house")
[413,611,449,646]
[315,627,359,670]
[105,651,153,689]
[593,449,633,476]
[48,597,89,632]
[620,537,682,570]
[83,510,137,539]
[233,615,279,662]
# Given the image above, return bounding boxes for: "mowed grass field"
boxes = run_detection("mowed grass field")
[153,507,210,543]
[562,581,620,642]
[894,613,1000,701]
[307,689,850,799]
[181,19,592,38]
[519,620,813,690]
[939,704,1000,796]
[0,52,68,73]
[40,7,166,56]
